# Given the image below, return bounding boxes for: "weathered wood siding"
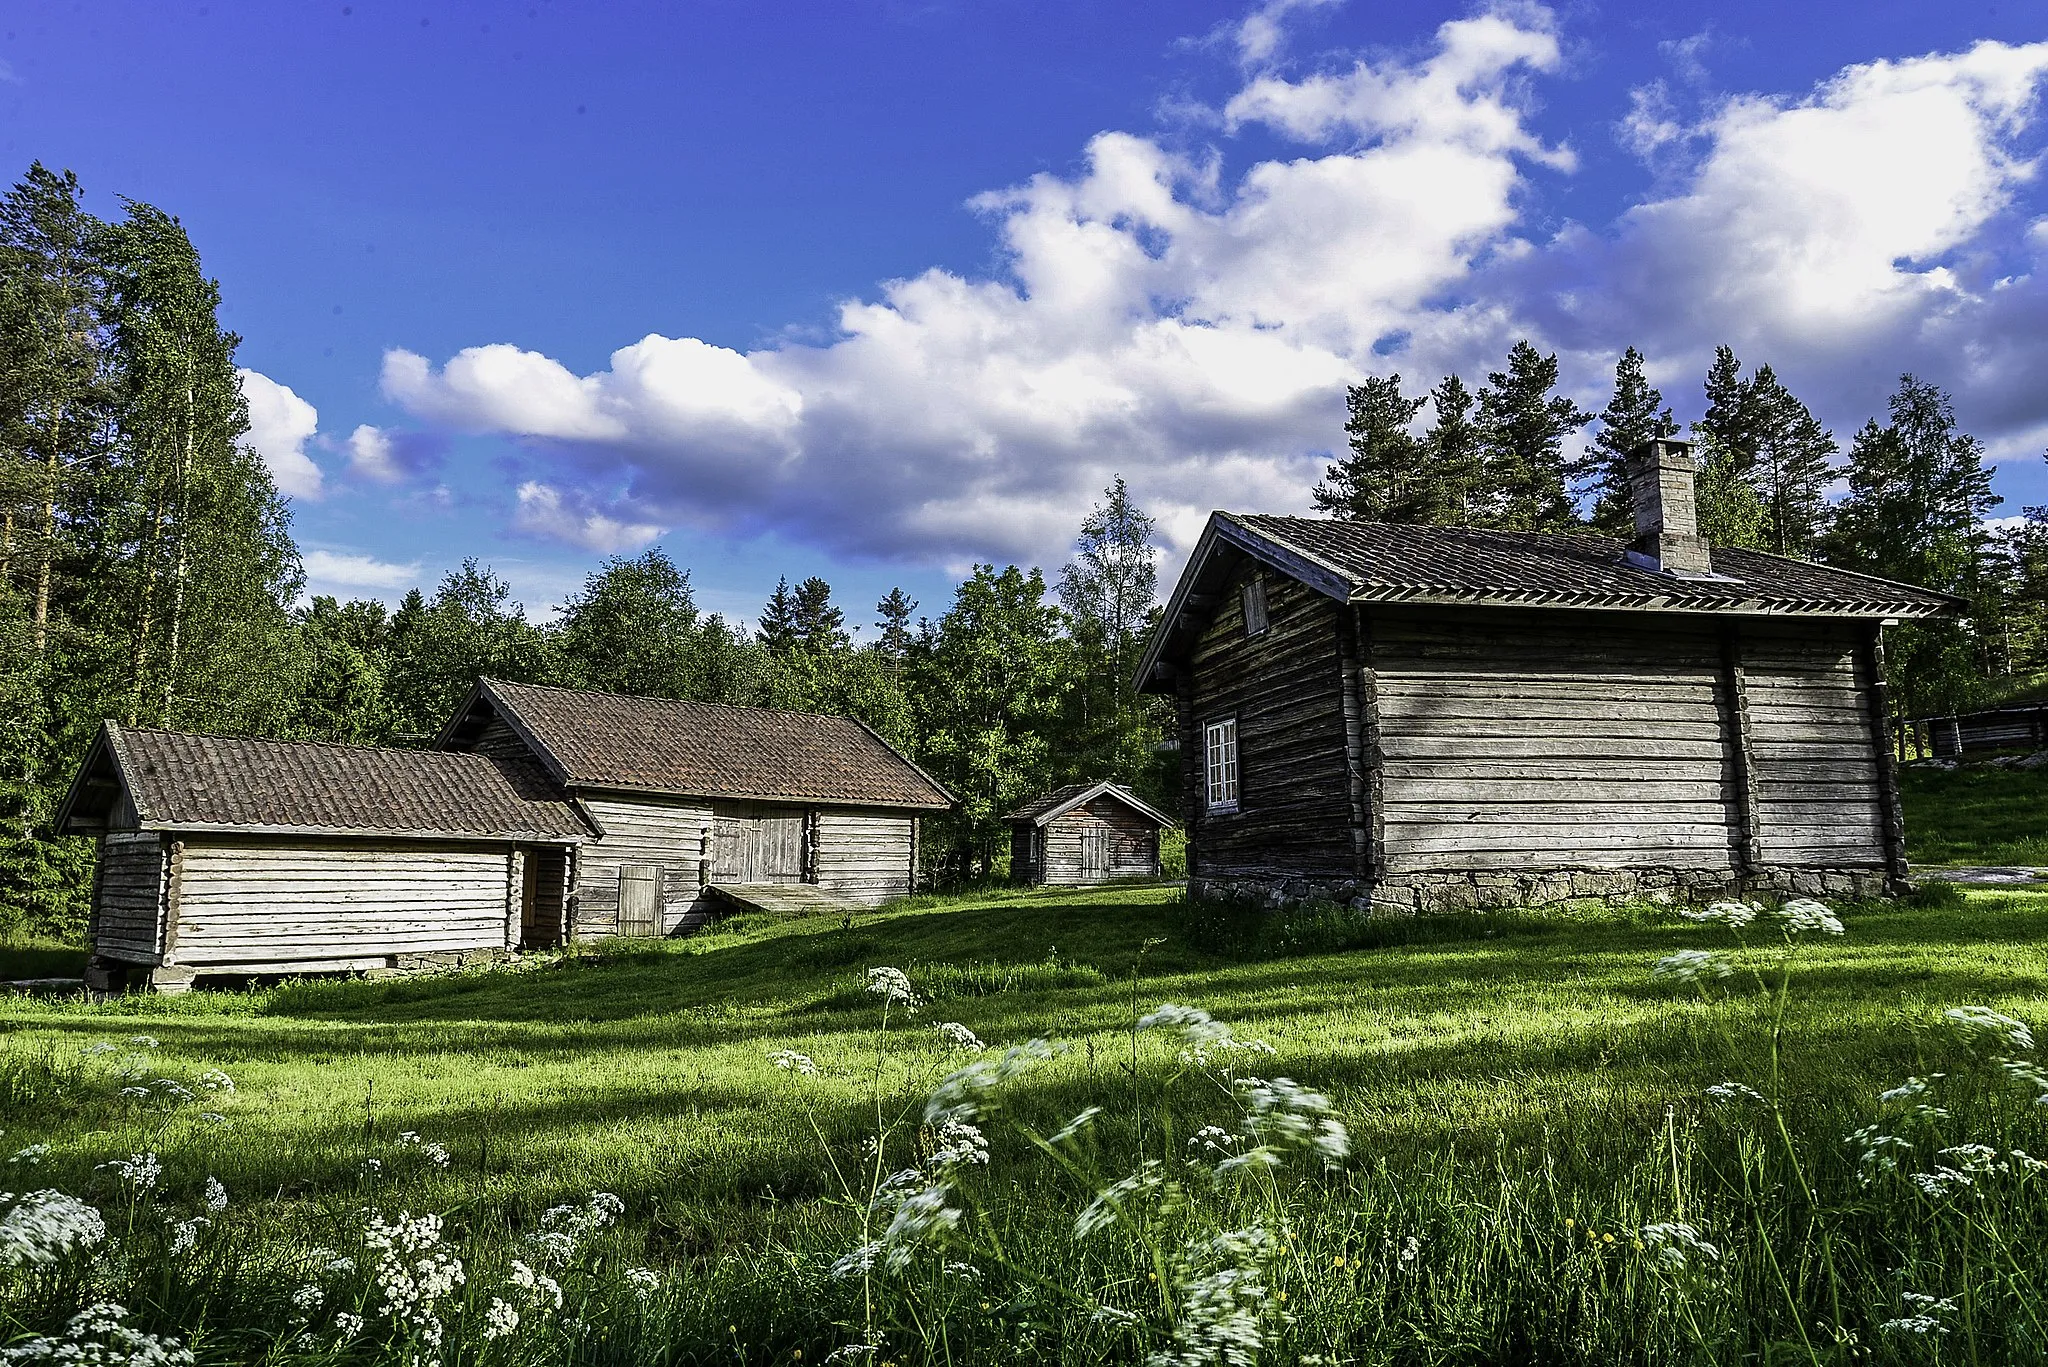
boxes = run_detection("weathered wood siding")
[816,809,915,905]
[1738,621,1887,867]
[1038,798,1160,886]
[469,716,535,763]
[93,832,167,963]
[574,796,712,938]
[167,839,514,969]
[1370,607,1738,871]
[1187,564,1355,880]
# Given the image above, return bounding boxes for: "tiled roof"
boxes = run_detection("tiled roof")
[1004,779,1175,827]
[95,725,590,840]
[1229,515,1961,616]
[476,680,954,809]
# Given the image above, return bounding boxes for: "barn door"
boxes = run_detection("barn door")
[1080,828,1110,882]
[618,864,661,937]
[755,813,805,883]
[712,818,749,882]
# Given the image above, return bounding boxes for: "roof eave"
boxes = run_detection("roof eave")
[52,721,124,837]
[1028,779,1176,829]
[568,781,954,812]
[137,821,589,843]
[1345,585,1954,618]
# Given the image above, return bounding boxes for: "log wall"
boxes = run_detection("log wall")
[816,809,916,905]
[1739,621,1887,868]
[1186,563,1356,880]
[166,839,516,969]
[1370,607,1738,872]
[574,796,712,938]
[93,832,167,964]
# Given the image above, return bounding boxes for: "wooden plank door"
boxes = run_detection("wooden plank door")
[618,864,661,937]
[712,818,749,882]
[754,813,805,883]
[1080,828,1110,882]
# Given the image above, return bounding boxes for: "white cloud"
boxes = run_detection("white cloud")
[302,549,422,592]
[512,481,665,554]
[377,6,2048,569]
[346,425,404,483]
[237,369,323,500]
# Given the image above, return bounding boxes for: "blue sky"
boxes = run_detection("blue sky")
[6,0,2047,629]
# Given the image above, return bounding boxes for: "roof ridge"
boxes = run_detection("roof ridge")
[485,677,874,726]
[113,725,509,761]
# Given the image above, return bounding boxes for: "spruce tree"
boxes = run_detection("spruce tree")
[874,588,918,676]
[1580,347,1677,534]
[1475,341,1592,531]
[1420,374,1486,526]
[756,576,800,655]
[1312,375,1429,522]
[1748,369,1837,557]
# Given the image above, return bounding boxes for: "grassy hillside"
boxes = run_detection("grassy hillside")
[3,882,2047,1363]
[1901,763,2048,866]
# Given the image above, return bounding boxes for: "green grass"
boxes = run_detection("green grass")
[0,935,89,982]
[2,883,2047,1363]
[1902,762,2048,865]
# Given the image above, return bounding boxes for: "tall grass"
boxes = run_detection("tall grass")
[1,884,2044,1363]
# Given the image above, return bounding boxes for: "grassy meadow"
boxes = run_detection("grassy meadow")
[2,880,2046,1364]
[1901,763,2048,867]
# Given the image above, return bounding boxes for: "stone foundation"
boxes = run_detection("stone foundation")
[1188,864,1897,917]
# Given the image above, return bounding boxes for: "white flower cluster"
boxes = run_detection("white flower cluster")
[1776,899,1846,936]
[1880,1292,1958,1336]
[482,1296,521,1340]
[623,1265,661,1300]
[99,1152,163,1192]
[203,1177,228,1213]
[1704,1082,1766,1106]
[1224,1077,1350,1173]
[769,1049,818,1075]
[197,1070,235,1094]
[865,966,923,1013]
[529,1192,625,1267]
[1138,1004,1276,1071]
[362,1210,466,1347]
[0,1301,192,1367]
[1074,1162,1166,1241]
[1945,1006,2035,1053]
[8,1145,48,1167]
[934,1021,985,1052]
[925,1039,1056,1125]
[396,1131,451,1168]
[1682,900,1760,929]
[1640,1221,1722,1272]
[1845,1126,1916,1183]
[508,1256,564,1310]
[0,1189,108,1267]
[1147,1226,1282,1367]
[1049,1106,1103,1144]
[928,1117,989,1169]
[1651,950,1732,984]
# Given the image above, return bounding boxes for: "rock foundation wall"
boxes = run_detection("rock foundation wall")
[1189,864,1896,916]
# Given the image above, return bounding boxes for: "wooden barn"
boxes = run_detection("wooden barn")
[1005,780,1173,886]
[56,724,591,992]
[437,680,953,936]
[1135,438,1960,914]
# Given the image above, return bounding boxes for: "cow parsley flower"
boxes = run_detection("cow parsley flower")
[878,1181,961,1269]
[0,1302,192,1367]
[0,1190,108,1267]
[9,1145,49,1166]
[1845,1126,1915,1183]
[928,1117,989,1169]
[291,1284,324,1313]
[100,1151,162,1191]
[934,1022,985,1052]
[1704,1082,1766,1105]
[623,1266,661,1300]
[203,1177,228,1212]
[1640,1221,1721,1272]
[126,1036,160,1050]
[1775,899,1845,936]
[333,1312,364,1338]
[508,1258,564,1309]
[197,1070,234,1094]
[924,1039,1055,1124]
[865,967,923,1012]
[362,1210,466,1335]
[1945,1006,2034,1053]
[1049,1106,1103,1143]
[1652,950,1733,983]
[528,1193,624,1268]
[1682,900,1759,928]
[169,1218,207,1255]
[482,1297,520,1340]
[2000,1058,2048,1104]
[1150,1227,1282,1367]
[769,1050,818,1075]
[1075,1162,1165,1240]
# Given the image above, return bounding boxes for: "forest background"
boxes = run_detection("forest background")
[2,163,2036,938]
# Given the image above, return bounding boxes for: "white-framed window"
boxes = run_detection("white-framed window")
[1241,576,1269,637]
[1204,717,1239,812]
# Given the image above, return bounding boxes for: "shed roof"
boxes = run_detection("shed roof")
[1138,512,1962,690]
[445,679,955,810]
[55,723,592,842]
[1004,779,1175,829]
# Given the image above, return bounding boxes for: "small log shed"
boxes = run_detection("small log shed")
[1136,438,1963,914]
[1005,780,1174,886]
[55,724,591,993]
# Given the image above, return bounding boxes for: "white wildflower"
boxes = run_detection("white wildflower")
[291,1284,325,1312]
[1846,1126,1916,1183]
[769,1050,818,1075]
[1075,1162,1165,1240]
[1092,1304,1141,1328]
[1228,1076,1350,1170]
[865,966,923,1012]
[99,1151,162,1191]
[126,1036,160,1049]
[1704,1082,1766,1105]
[924,1039,1055,1124]
[1652,950,1732,983]
[2001,1058,2048,1104]
[149,1079,195,1104]
[360,1158,383,1175]
[1050,1106,1103,1143]
[934,1021,985,1051]
[1910,1168,1973,1199]
[1877,1075,1951,1120]
[81,1043,119,1056]
[1398,1234,1422,1267]
[830,1241,881,1280]
[1938,1144,2000,1174]
[1683,900,1760,928]
[878,1182,961,1269]
[0,1302,192,1367]
[169,1218,207,1255]
[1189,1125,1240,1156]
[1640,1221,1722,1272]
[323,1255,356,1276]
[8,1145,49,1166]
[0,1190,108,1266]
[1881,1293,1958,1336]
[623,1266,661,1300]
[1945,1006,2035,1053]
[1149,1227,1281,1367]
[823,1344,880,1365]
[509,1258,563,1309]
[1776,899,1845,936]
[203,1177,228,1212]
[197,1070,234,1094]
[482,1297,520,1340]
[361,1210,466,1332]
[333,1312,364,1338]
[929,1117,989,1169]
[1138,1003,1275,1069]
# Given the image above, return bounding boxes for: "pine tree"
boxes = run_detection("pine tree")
[1475,341,1592,530]
[874,588,918,677]
[1748,369,1837,558]
[1312,375,1430,522]
[1579,347,1677,534]
[790,576,847,653]
[1420,374,1486,526]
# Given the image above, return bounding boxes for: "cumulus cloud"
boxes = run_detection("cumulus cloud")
[302,549,422,592]
[237,369,323,500]
[376,4,2048,569]
[512,481,665,554]
[345,423,447,485]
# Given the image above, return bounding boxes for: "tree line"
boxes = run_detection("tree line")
[1315,341,2018,728]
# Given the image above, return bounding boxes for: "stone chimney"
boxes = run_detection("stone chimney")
[1624,437,1714,577]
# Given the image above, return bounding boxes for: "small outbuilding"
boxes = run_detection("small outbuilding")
[1005,780,1174,886]
[56,724,592,992]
